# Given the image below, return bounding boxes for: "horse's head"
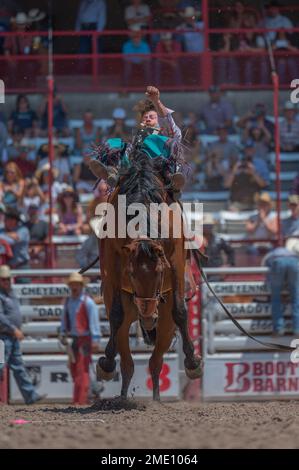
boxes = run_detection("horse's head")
[123,238,170,330]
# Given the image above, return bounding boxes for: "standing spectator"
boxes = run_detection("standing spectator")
[155,32,182,86]
[125,0,151,30]
[246,192,278,240]
[237,102,275,140]
[25,204,48,263]
[75,110,101,157]
[122,26,151,86]
[261,1,293,43]
[0,162,25,208]
[75,0,106,53]
[39,93,69,137]
[8,94,38,137]
[263,238,299,336]
[0,207,30,269]
[244,124,272,161]
[207,124,239,167]
[57,187,84,236]
[225,141,270,211]
[21,177,46,215]
[204,150,228,191]
[3,12,31,55]
[282,195,299,237]
[60,272,100,405]
[37,140,71,184]
[200,86,235,134]
[73,155,97,194]
[107,108,131,140]
[280,101,299,152]
[35,163,62,203]
[0,265,47,404]
[177,6,204,52]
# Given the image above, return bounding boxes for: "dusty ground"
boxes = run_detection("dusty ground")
[0,398,299,449]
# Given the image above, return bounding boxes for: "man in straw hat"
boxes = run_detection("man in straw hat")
[0,207,30,270]
[0,265,47,404]
[60,272,100,405]
[246,192,278,240]
[263,238,299,337]
[282,195,299,237]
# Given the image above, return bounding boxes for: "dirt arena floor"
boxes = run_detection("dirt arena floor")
[1,398,299,449]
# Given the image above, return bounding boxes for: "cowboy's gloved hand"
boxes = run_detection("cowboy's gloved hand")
[145,86,160,103]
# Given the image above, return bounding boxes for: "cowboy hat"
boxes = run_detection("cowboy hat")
[35,163,59,180]
[254,192,273,206]
[0,265,12,279]
[66,272,88,286]
[12,12,28,25]
[288,194,299,205]
[28,9,46,23]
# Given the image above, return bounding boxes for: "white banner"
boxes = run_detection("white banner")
[9,354,179,402]
[203,353,299,400]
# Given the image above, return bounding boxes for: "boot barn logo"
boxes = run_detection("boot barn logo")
[0,80,4,104]
[224,361,299,394]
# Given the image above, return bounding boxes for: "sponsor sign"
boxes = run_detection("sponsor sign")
[203,354,299,400]
[13,284,100,299]
[20,304,107,320]
[204,282,269,298]
[9,354,179,402]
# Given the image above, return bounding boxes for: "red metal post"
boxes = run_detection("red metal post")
[202,0,212,89]
[92,31,98,90]
[0,366,8,404]
[272,71,282,246]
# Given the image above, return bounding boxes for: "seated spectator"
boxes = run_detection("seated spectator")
[75,110,101,156]
[122,26,151,86]
[225,140,270,211]
[13,141,37,178]
[246,192,278,240]
[21,177,46,215]
[0,121,8,163]
[0,206,30,269]
[290,172,299,196]
[280,101,299,152]
[176,6,204,52]
[155,32,182,86]
[200,85,235,134]
[39,93,69,137]
[0,162,25,208]
[261,1,293,44]
[263,238,299,336]
[237,102,274,140]
[282,195,299,237]
[273,31,298,84]
[35,163,63,204]
[243,124,272,161]
[125,0,151,30]
[75,0,107,54]
[204,150,227,191]
[25,203,48,263]
[207,124,239,167]
[37,140,71,184]
[73,154,97,194]
[57,187,84,236]
[201,214,235,273]
[8,94,38,137]
[106,108,130,140]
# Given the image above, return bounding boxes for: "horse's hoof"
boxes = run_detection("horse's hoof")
[185,356,203,380]
[96,357,116,381]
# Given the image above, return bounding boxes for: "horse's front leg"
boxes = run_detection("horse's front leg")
[97,291,124,381]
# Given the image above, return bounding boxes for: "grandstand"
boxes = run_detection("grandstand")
[1,0,299,405]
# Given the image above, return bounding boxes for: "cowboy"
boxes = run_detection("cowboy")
[89,86,186,195]
[0,265,47,404]
[60,272,101,405]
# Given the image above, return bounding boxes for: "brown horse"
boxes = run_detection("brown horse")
[96,155,202,400]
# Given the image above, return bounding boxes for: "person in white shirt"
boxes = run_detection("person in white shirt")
[262,1,293,43]
[75,0,107,53]
[125,0,151,30]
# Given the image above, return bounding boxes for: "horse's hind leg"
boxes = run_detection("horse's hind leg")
[97,292,123,381]
[172,294,203,379]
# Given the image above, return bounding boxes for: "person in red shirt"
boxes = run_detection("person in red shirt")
[155,32,182,85]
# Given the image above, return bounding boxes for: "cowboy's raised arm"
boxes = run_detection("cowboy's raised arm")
[145,86,182,141]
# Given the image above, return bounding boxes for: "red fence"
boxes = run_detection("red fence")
[1,26,299,93]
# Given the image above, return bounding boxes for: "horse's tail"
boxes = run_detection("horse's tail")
[140,324,157,346]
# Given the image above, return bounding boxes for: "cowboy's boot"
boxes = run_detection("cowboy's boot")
[89,160,119,186]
